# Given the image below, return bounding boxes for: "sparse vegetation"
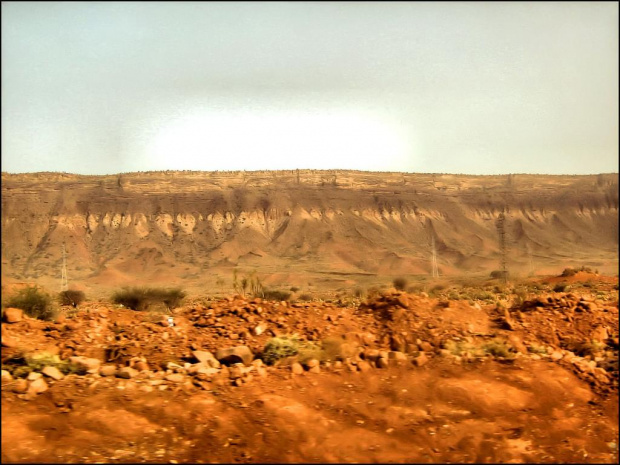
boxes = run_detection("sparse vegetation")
[262,289,291,301]
[553,283,568,292]
[58,289,86,307]
[393,277,408,291]
[111,287,186,311]
[6,285,57,321]
[2,351,88,378]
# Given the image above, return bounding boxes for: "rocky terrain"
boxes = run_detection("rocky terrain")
[1,170,618,297]
[1,271,618,463]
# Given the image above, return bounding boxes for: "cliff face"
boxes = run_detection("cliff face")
[1,170,618,295]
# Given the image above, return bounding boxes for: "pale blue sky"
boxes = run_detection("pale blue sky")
[2,2,618,175]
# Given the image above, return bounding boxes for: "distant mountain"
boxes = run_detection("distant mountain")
[2,170,618,297]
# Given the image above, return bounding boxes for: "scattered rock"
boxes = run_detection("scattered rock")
[100,365,118,377]
[3,307,23,323]
[27,377,49,395]
[42,366,64,380]
[357,360,372,372]
[165,373,185,383]
[12,378,28,393]
[117,367,139,379]
[192,350,220,367]
[291,363,304,375]
[376,357,389,369]
[413,352,429,367]
[69,356,101,374]
[1,370,14,383]
[216,346,254,366]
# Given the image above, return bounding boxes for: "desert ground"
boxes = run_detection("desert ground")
[1,170,618,463]
[1,270,618,464]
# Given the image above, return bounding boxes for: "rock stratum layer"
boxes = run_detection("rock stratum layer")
[1,170,618,295]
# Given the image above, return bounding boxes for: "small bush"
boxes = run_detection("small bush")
[6,286,56,321]
[482,339,515,358]
[290,286,300,293]
[297,293,312,301]
[490,270,509,280]
[353,287,365,298]
[553,283,568,292]
[561,267,577,277]
[59,289,86,307]
[261,335,302,365]
[262,289,291,301]
[2,351,88,378]
[111,287,186,311]
[393,277,408,291]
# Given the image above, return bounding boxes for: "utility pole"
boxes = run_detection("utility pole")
[431,235,439,278]
[60,243,68,291]
[496,212,508,283]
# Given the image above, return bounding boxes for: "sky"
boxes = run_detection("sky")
[1,1,618,175]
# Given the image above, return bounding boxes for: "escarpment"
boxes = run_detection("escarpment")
[1,170,617,293]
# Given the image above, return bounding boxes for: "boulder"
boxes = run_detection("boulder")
[3,307,23,323]
[216,346,253,366]
[291,362,303,375]
[413,353,429,367]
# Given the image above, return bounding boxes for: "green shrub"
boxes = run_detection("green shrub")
[59,289,86,307]
[6,286,56,321]
[111,287,186,311]
[297,293,312,301]
[482,339,515,358]
[353,287,365,298]
[2,351,88,378]
[290,286,300,293]
[393,277,408,291]
[561,267,577,277]
[553,283,568,292]
[261,335,302,365]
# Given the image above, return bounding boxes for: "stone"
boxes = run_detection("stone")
[304,359,320,369]
[388,351,408,362]
[357,360,372,372]
[165,373,185,383]
[27,372,42,381]
[251,359,264,368]
[550,351,563,362]
[117,367,139,379]
[390,335,407,352]
[291,362,304,375]
[42,366,64,380]
[376,357,389,369]
[134,361,149,372]
[12,378,28,393]
[69,356,101,374]
[27,377,49,395]
[591,326,609,343]
[192,350,220,367]
[1,370,13,383]
[253,323,268,336]
[419,341,433,352]
[216,346,254,366]
[3,307,23,323]
[413,353,429,367]
[229,366,244,380]
[363,349,381,362]
[99,365,118,377]
[308,365,321,374]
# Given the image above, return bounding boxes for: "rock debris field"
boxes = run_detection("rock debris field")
[1,274,619,463]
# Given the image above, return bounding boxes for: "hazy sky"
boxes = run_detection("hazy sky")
[2,2,618,175]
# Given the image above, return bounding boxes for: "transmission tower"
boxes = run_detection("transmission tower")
[60,243,68,291]
[496,212,508,283]
[431,235,439,278]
